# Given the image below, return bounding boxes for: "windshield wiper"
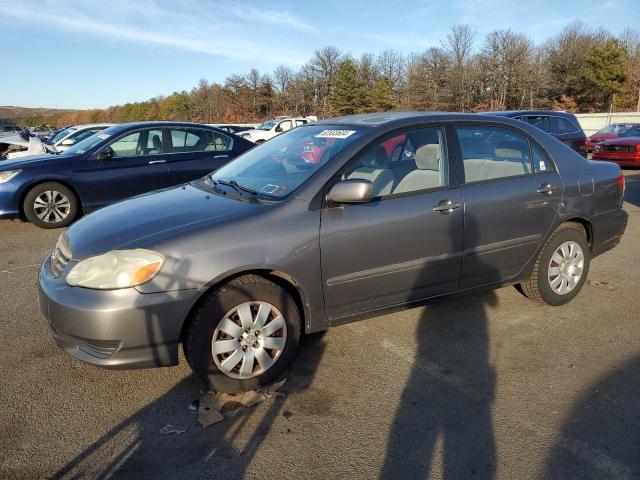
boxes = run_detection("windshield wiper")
[217,179,258,196]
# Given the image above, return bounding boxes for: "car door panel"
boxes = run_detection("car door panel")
[454,124,563,288]
[321,190,464,320]
[320,125,463,322]
[460,173,561,287]
[77,129,170,209]
[166,128,235,183]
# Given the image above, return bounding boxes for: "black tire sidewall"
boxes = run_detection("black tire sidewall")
[537,227,590,306]
[191,282,301,393]
[23,182,78,229]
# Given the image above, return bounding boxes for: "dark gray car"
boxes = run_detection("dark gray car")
[38,113,628,392]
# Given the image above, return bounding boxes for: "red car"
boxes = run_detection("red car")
[586,123,640,152]
[592,125,640,166]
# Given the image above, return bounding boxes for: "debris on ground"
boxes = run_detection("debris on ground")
[587,280,615,291]
[159,424,187,435]
[195,378,288,428]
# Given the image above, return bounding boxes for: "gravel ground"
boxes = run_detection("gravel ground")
[0,170,639,480]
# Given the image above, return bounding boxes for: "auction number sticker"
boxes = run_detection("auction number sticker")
[315,129,356,139]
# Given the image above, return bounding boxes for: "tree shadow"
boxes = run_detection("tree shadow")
[380,213,498,479]
[51,255,327,479]
[543,353,640,479]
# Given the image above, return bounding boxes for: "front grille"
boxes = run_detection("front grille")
[604,144,635,153]
[51,233,72,278]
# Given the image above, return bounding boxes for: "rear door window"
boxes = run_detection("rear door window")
[553,117,579,134]
[523,116,552,133]
[456,126,533,182]
[170,128,233,153]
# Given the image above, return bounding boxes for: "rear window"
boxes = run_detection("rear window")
[554,117,579,134]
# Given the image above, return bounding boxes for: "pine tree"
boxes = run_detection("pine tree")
[577,39,627,110]
[329,59,366,115]
[366,77,397,112]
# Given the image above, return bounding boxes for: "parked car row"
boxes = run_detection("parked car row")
[0,121,254,228]
[35,112,627,392]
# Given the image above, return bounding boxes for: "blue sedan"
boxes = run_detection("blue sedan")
[0,122,255,228]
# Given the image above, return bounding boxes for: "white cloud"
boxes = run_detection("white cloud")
[226,5,316,33]
[0,0,310,64]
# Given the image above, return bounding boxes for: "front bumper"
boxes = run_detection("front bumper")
[0,180,21,219]
[38,255,200,369]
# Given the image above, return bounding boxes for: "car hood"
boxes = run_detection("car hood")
[0,152,59,168]
[599,137,640,146]
[0,135,28,147]
[589,134,615,142]
[65,183,264,259]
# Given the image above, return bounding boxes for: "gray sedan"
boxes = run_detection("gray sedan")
[38,113,628,392]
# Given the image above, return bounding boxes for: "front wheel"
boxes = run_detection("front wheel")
[519,223,590,306]
[23,182,79,229]
[184,275,301,393]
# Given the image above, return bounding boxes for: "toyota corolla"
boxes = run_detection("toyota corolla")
[39,113,628,392]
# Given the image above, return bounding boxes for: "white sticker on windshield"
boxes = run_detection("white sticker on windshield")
[539,161,546,171]
[97,134,110,140]
[315,129,356,139]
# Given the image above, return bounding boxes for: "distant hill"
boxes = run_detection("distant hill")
[0,106,81,121]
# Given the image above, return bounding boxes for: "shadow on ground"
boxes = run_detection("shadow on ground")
[543,353,640,479]
[51,333,326,480]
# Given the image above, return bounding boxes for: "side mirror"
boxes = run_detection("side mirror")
[95,148,113,161]
[60,138,75,146]
[326,180,374,204]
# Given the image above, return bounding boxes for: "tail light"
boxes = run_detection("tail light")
[617,173,625,195]
[636,144,640,152]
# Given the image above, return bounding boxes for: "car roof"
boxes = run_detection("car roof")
[71,123,115,130]
[314,111,487,128]
[486,110,577,118]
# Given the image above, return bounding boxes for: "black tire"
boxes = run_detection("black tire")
[23,182,79,229]
[519,223,590,306]
[184,275,301,393]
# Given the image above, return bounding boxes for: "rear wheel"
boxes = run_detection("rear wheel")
[519,223,590,306]
[184,275,301,393]
[23,182,79,229]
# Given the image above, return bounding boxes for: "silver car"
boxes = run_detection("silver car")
[39,113,628,392]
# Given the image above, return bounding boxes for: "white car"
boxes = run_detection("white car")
[240,116,317,143]
[0,123,113,159]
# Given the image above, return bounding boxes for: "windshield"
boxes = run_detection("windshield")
[595,124,636,135]
[209,125,368,199]
[621,127,640,138]
[50,127,74,144]
[257,120,277,131]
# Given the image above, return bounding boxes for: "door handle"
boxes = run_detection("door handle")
[148,160,166,165]
[432,199,462,214]
[214,154,229,159]
[537,183,558,195]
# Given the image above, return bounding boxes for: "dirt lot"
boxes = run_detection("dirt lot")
[0,171,639,480]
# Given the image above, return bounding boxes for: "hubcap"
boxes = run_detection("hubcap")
[211,301,287,379]
[34,190,71,223]
[548,241,584,295]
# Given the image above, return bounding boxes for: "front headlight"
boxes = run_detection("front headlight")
[0,170,21,183]
[66,249,164,289]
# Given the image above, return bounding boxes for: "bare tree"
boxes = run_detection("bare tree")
[442,25,475,111]
[309,46,342,117]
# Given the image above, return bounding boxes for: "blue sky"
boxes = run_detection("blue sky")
[2,0,639,109]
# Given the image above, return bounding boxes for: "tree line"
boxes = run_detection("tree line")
[15,21,640,127]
